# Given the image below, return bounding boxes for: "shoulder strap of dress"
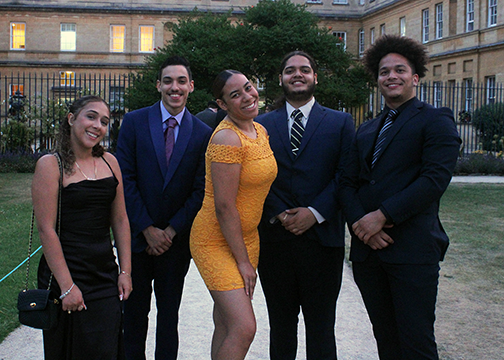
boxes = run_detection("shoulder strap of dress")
[100,156,116,178]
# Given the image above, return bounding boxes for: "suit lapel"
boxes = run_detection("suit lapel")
[297,102,324,157]
[164,110,193,189]
[272,107,294,159]
[148,102,168,178]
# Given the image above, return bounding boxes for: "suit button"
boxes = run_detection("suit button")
[370,180,376,185]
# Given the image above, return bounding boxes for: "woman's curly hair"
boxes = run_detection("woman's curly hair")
[362,35,429,80]
[56,95,107,175]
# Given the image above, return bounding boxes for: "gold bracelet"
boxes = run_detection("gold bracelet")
[120,270,131,278]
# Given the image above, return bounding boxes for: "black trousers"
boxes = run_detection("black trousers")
[258,236,344,360]
[123,241,191,360]
[352,251,440,360]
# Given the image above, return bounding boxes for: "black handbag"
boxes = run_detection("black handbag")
[17,153,63,330]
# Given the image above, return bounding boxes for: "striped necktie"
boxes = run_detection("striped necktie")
[371,109,398,168]
[290,109,304,156]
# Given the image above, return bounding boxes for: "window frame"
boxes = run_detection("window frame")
[358,28,365,57]
[333,31,347,51]
[486,76,496,104]
[467,0,475,31]
[110,25,126,53]
[422,9,430,43]
[435,3,443,39]
[488,0,498,27]
[60,23,76,52]
[139,25,155,53]
[10,22,26,50]
[400,16,406,37]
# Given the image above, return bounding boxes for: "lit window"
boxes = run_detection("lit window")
[467,0,475,31]
[436,3,443,39]
[488,0,497,26]
[139,26,155,53]
[60,71,75,86]
[422,9,430,43]
[358,29,365,57]
[10,84,24,96]
[333,31,346,50]
[110,25,125,53]
[400,17,406,36]
[61,23,76,51]
[10,22,26,50]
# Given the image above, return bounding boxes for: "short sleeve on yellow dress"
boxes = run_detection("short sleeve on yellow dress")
[190,120,277,291]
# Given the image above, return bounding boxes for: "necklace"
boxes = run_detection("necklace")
[75,158,97,180]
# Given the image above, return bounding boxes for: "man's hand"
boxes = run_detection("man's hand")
[143,225,172,256]
[364,230,394,250]
[281,207,317,236]
[352,209,391,242]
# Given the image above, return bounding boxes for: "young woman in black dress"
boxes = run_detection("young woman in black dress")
[33,95,132,359]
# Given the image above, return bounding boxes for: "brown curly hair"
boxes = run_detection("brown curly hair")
[56,95,107,175]
[362,35,429,80]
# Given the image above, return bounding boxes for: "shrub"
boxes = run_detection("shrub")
[453,153,504,175]
[472,103,504,151]
[0,152,44,173]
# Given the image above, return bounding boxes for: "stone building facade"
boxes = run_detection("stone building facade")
[1,0,502,102]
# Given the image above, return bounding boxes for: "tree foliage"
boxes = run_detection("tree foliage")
[125,0,371,113]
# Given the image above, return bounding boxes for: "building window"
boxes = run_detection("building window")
[422,9,430,43]
[60,71,75,87]
[464,78,473,112]
[486,76,496,104]
[359,0,365,5]
[436,3,443,39]
[10,22,26,50]
[400,17,406,36]
[370,27,375,44]
[306,0,322,3]
[433,82,443,108]
[467,0,475,31]
[488,0,497,26]
[109,86,126,114]
[358,29,365,57]
[61,23,76,51]
[333,31,346,50]
[418,83,429,102]
[139,26,155,53]
[332,0,348,3]
[380,23,386,36]
[110,25,125,53]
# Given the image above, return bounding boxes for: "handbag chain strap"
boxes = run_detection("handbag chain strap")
[24,153,63,291]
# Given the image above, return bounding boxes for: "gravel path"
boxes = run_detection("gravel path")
[0,260,378,360]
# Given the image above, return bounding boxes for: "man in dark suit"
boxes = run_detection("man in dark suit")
[339,35,461,360]
[195,100,219,129]
[256,51,355,360]
[117,56,212,360]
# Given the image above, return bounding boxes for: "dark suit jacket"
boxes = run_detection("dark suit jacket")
[256,101,355,247]
[117,101,212,253]
[340,97,461,264]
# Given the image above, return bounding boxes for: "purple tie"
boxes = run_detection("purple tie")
[164,117,177,166]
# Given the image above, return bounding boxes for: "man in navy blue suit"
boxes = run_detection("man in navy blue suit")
[117,56,211,360]
[340,35,461,360]
[256,51,355,360]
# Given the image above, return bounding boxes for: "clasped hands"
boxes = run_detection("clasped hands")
[277,207,316,236]
[143,225,176,256]
[352,209,394,250]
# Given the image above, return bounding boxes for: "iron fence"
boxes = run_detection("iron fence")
[1,72,503,156]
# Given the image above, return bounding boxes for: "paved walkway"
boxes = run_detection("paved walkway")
[1,176,502,359]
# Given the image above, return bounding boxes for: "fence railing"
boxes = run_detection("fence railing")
[1,72,503,156]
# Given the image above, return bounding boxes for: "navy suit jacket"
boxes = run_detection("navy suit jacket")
[116,101,212,253]
[340,97,461,264]
[256,101,355,247]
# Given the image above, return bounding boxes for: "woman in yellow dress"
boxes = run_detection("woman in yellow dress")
[190,70,277,360]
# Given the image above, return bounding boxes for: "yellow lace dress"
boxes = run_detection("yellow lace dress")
[190,120,277,291]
